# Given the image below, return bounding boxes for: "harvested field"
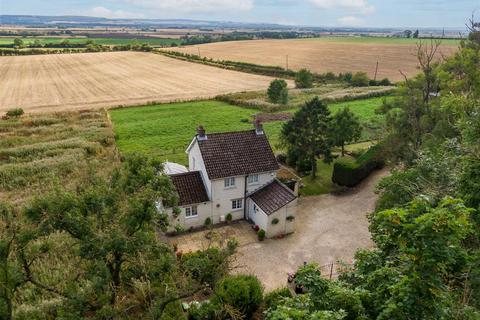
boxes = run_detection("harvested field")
[167,38,458,81]
[0,51,281,113]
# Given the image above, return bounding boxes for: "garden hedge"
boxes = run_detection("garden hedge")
[332,145,384,187]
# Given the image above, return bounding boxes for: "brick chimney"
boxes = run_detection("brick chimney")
[254,119,264,135]
[197,125,207,140]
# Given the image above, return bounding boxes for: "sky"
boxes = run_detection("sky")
[0,0,479,28]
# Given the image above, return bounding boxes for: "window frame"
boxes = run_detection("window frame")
[185,205,198,218]
[247,174,259,184]
[231,199,243,210]
[224,177,236,188]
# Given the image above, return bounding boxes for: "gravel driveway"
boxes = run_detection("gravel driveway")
[234,168,388,291]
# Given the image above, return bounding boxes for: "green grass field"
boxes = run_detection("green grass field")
[109,97,386,165]
[0,37,181,46]
[298,36,461,45]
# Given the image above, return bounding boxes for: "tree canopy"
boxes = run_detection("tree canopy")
[281,97,333,178]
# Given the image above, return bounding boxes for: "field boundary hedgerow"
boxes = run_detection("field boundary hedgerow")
[156,49,392,85]
[216,86,395,112]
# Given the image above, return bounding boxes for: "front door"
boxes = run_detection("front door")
[248,199,257,224]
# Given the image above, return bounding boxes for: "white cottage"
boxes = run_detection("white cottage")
[167,121,297,238]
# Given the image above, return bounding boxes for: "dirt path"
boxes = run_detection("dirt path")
[234,168,389,291]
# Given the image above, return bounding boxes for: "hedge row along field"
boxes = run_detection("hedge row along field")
[0,37,181,46]
[0,110,118,202]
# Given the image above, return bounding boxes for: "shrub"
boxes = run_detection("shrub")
[226,213,233,222]
[264,287,292,310]
[258,229,266,241]
[379,78,392,86]
[324,72,336,81]
[271,218,279,225]
[332,145,384,187]
[351,72,370,87]
[342,72,353,82]
[175,224,185,234]
[6,108,24,117]
[276,153,287,164]
[188,300,219,320]
[267,79,288,104]
[295,69,313,88]
[213,275,263,318]
[204,217,212,227]
[181,247,230,287]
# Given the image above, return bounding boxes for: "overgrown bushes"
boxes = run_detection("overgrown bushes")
[188,275,263,319]
[295,68,314,88]
[5,108,24,117]
[332,144,384,187]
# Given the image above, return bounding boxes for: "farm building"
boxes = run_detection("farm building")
[165,122,298,238]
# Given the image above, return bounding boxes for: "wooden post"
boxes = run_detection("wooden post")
[329,263,334,280]
[286,55,289,70]
[197,47,201,57]
[374,61,379,81]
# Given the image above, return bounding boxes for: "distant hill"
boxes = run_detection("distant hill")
[0,15,465,35]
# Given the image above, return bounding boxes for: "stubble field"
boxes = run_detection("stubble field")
[0,51,279,113]
[167,37,459,81]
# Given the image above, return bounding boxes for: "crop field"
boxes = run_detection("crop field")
[0,110,118,203]
[0,37,181,46]
[0,51,279,113]
[167,37,459,81]
[109,97,387,164]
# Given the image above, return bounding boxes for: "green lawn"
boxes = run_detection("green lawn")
[109,97,386,164]
[298,36,461,45]
[300,160,338,196]
[110,101,284,164]
[0,37,181,46]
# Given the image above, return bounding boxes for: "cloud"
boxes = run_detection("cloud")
[121,0,254,13]
[309,0,375,14]
[90,6,145,18]
[337,16,364,26]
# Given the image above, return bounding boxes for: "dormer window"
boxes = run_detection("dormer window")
[224,177,235,188]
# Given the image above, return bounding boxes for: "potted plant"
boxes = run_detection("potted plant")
[258,229,266,241]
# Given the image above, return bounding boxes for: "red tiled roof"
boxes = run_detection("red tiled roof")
[197,130,279,179]
[249,180,296,215]
[170,171,209,206]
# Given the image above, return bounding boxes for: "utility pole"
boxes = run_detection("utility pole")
[374,61,379,81]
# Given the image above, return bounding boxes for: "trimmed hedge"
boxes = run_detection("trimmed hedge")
[332,145,384,187]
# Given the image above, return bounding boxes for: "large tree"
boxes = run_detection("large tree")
[282,97,333,178]
[331,107,362,156]
[5,154,236,318]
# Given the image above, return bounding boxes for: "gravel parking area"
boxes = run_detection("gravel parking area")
[169,169,388,291]
[236,169,387,290]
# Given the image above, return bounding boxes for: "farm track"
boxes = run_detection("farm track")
[0,51,280,113]
[167,39,458,81]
